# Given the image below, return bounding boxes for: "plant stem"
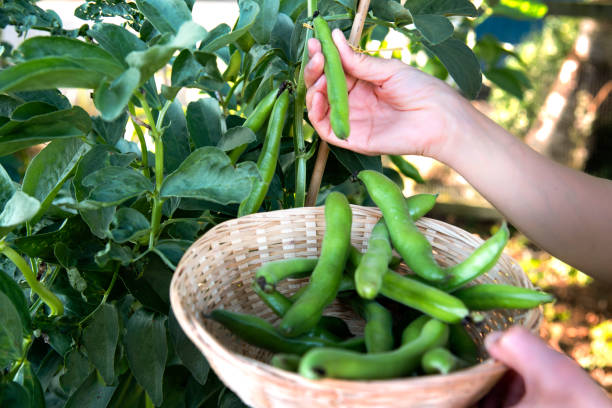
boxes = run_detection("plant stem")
[78,264,119,327]
[0,243,63,316]
[294,0,317,207]
[222,75,245,112]
[129,102,151,179]
[305,0,372,206]
[136,92,172,250]
[8,335,32,380]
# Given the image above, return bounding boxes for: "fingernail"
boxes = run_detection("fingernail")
[484,331,504,349]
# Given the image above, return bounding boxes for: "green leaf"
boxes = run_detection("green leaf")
[250,0,280,44]
[22,138,91,219]
[160,147,260,204]
[485,67,530,99]
[219,389,248,408]
[126,21,208,85]
[13,90,71,110]
[0,57,107,93]
[82,166,153,206]
[95,242,133,267]
[186,98,223,148]
[18,36,124,77]
[83,303,119,385]
[162,100,191,173]
[412,14,454,45]
[0,382,30,408]
[330,145,383,174]
[15,362,45,408]
[404,0,478,17]
[80,207,116,240]
[0,270,31,333]
[88,23,148,67]
[73,145,115,202]
[279,0,307,19]
[60,350,92,393]
[0,164,16,210]
[0,94,22,117]
[135,0,193,35]
[171,50,202,88]
[126,309,168,406]
[151,239,191,269]
[0,291,23,368]
[217,127,256,152]
[193,51,225,90]
[0,106,92,156]
[94,68,141,121]
[201,0,260,53]
[168,311,209,385]
[91,112,129,147]
[492,0,547,19]
[120,258,170,314]
[10,101,57,120]
[0,191,41,237]
[424,38,482,99]
[110,208,150,243]
[64,370,117,408]
[371,0,412,22]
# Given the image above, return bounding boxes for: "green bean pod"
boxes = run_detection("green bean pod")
[348,247,468,323]
[354,220,392,299]
[449,323,480,365]
[421,347,468,375]
[401,315,431,344]
[439,222,510,292]
[229,88,278,164]
[453,284,554,310]
[287,273,355,302]
[238,87,290,217]
[389,155,425,184]
[279,192,352,336]
[298,319,449,380]
[358,170,446,282]
[312,13,350,140]
[270,353,302,372]
[349,297,395,353]
[405,193,438,220]
[209,309,365,355]
[255,257,318,292]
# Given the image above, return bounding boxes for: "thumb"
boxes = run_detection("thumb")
[331,29,404,85]
[484,327,573,386]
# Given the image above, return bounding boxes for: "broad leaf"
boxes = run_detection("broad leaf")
[371,0,412,22]
[110,208,150,243]
[201,1,260,52]
[0,164,16,210]
[330,146,383,174]
[0,94,22,117]
[0,191,41,237]
[250,0,280,44]
[0,382,30,408]
[15,362,44,408]
[22,138,91,219]
[168,311,209,385]
[0,291,23,368]
[424,38,482,99]
[412,14,454,45]
[160,147,260,205]
[270,13,294,60]
[64,371,117,408]
[120,259,170,314]
[186,98,223,148]
[405,0,478,17]
[217,127,256,152]
[171,50,202,88]
[485,67,531,99]
[88,23,148,67]
[94,242,133,267]
[91,112,129,147]
[0,270,31,333]
[135,0,193,35]
[94,68,141,121]
[83,303,119,385]
[82,166,153,206]
[126,309,167,406]
[60,349,92,392]
[0,106,92,156]
[10,101,57,120]
[151,239,191,269]
[162,100,191,173]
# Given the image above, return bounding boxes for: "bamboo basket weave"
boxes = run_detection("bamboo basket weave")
[170,205,542,408]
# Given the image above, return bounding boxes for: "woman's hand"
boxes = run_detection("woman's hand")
[304,29,462,158]
[480,326,611,407]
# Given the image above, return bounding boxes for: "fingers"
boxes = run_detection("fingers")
[304,48,324,88]
[332,29,404,85]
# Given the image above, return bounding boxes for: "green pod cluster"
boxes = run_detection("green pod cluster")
[209,309,365,355]
[279,192,352,337]
[313,13,350,140]
[440,223,510,292]
[238,87,290,217]
[358,170,446,282]
[354,220,392,299]
[298,319,449,380]
[454,284,554,310]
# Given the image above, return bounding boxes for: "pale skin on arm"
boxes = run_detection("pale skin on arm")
[304,29,612,284]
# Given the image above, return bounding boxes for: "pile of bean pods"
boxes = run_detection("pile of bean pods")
[209,170,554,381]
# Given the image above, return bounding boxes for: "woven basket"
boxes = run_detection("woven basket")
[170,205,542,408]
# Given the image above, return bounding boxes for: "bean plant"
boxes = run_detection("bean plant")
[0,0,540,406]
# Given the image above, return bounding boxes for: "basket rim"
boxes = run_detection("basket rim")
[170,205,542,389]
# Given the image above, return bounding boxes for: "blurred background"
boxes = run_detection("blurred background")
[2,0,612,393]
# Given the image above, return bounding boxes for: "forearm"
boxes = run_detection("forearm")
[437,98,612,282]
